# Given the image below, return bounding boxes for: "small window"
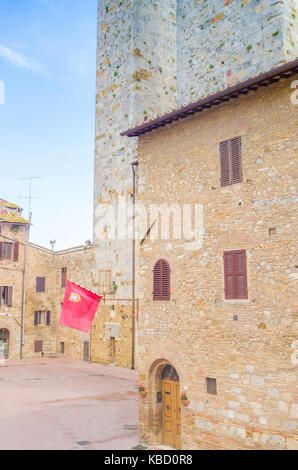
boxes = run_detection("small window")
[34,341,43,353]
[206,378,217,396]
[34,311,51,326]
[61,267,67,288]
[60,342,65,354]
[219,136,243,187]
[224,250,248,299]
[153,259,170,301]
[0,242,13,260]
[36,277,46,293]
[0,286,13,306]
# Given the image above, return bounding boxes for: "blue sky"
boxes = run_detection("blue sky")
[0,0,98,250]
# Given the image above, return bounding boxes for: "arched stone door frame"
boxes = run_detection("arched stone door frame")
[147,358,182,449]
[0,328,10,359]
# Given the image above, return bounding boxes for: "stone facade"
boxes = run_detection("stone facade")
[0,215,134,367]
[0,204,29,360]
[135,77,298,450]
[93,1,298,367]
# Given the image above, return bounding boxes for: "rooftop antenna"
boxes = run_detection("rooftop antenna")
[19,176,44,219]
[50,239,56,251]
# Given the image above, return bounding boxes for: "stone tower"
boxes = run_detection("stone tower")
[93,0,177,299]
[93,0,297,296]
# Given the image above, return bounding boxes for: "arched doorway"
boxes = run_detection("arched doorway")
[0,329,9,359]
[161,364,181,449]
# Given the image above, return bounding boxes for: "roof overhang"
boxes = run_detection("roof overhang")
[121,58,298,138]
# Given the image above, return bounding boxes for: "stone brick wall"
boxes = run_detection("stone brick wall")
[0,223,28,360]
[94,0,177,305]
[177,0,298,105]
[136,77,298,450]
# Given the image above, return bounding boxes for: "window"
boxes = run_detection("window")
[36,277,46,293]
[206,378,217,396]
[34,341,43,353]
[0,287,13,306]
[224,250,248,299]
[219,136,242,186]
[0,242,13,260]
[60,342,65,354]
[34,311,51,326]
[61,267,67,288]
[153,259,170,301]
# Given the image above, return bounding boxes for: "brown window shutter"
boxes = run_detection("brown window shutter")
[0,242,3,261]
[220,137,242,186]
[231,137,242,184]
[7,287,13,307]
[224,252,235,299]
[235,250,248,299]
[153,261,162,300]
[34,311,38,326]
[153,259,170,301]
[46,311,51,326]
[13,242,19,262]
[61,267,67,288]
[36,277,45,293]
[219,140,231,186]
[161,260,170,300]
[34,341,43,353]
[224,250,248,299]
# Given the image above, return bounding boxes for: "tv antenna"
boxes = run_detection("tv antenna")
[19,176,44,219]
[50,240,56,251]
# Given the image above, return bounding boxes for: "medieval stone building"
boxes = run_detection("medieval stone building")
[94,0,298,451]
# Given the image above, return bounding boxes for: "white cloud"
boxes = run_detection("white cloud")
[0,44,47,75]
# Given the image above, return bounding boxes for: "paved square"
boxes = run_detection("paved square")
[0,358,138,450]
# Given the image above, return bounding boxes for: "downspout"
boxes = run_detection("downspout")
[20,214,31,360]
[131,161,138,370]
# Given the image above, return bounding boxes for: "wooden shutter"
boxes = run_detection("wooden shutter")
[153,259,170,300]
[34,311,39,326]
[224,250,248,299]
[36,277,45,293]
[0,242,2,261]
[219,137,242,186]
[230,137,242,184]
[7,287,13,307]
[235,250,248,299]
[61,267,67,288]
[13,242,19,262]
[219,140,231,186]
[46,311,51,326]
[224,252,235,299]
[34,341,43,353]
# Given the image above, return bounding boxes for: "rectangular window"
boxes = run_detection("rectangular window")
[61,267,67,288]
[34,310,50,326]
[0,286,13,306]
[224,250,248,299]
[206,378,217,396]
[1,242,13,260]
[60,342,65,354]
[219,136,242,186]
[34,341,43,353]
[36,277,46,293]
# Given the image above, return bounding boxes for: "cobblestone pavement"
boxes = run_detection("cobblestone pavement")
[0,358,138,450]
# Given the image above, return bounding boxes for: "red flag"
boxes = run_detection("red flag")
[59,281,102,333]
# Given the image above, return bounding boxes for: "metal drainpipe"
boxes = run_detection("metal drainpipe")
[20,213,31,360]
[131,161,138,370]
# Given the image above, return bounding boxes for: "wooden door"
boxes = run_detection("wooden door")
[83,341,90,362]
[162,379,181,449]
